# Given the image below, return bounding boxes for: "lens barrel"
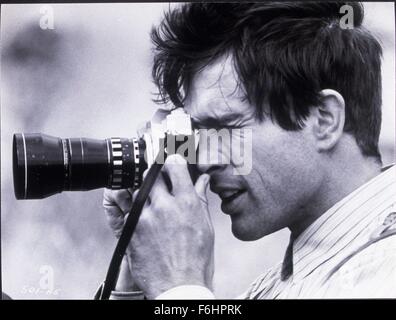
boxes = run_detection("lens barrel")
[13,133,147,199]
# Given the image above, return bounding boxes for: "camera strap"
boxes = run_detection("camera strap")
[95,151,167,300]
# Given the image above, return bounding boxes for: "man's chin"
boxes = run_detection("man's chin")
[230,218,268,241]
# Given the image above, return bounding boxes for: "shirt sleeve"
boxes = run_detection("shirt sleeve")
[155,286,215,300]
[110,290,145,300]
[110,286,215,300]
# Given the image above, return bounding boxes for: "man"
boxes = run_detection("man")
[103,2,396,299]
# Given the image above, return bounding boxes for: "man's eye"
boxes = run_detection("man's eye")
[193,119,222,130]
[192,116,243,130]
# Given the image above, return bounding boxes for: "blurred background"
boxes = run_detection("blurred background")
[1,3,394,299]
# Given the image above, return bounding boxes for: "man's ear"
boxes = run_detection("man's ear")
[311,89,345,152]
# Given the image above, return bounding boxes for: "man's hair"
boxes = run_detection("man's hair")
[151,2,383,160]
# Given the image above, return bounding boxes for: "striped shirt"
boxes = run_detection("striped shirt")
[113,165,396,300]
[240,165,396,299]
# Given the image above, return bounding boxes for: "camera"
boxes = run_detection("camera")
[13,108,199,199]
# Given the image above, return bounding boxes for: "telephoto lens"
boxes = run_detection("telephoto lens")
[13,133,147,199]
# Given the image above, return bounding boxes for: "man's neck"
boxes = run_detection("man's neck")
[289,153,382,238]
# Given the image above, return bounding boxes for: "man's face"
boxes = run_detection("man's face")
[184,55,324,241]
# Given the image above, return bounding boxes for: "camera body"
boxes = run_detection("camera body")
[13,108,199,199]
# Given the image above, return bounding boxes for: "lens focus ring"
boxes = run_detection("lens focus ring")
[107,137,147,190]
[110,138,124,189]
[132,138,140,189]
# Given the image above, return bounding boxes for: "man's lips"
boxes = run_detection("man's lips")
[211,182,247,215]
[218,189,246,203]
[220,189,247,216]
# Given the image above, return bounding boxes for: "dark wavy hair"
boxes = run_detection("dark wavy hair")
[151,2,383,160]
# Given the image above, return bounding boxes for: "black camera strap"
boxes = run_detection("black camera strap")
[95,151,167,300]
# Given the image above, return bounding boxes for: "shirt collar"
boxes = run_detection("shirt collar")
[287,165,395,282]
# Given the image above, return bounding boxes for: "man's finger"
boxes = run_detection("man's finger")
[163,154,193,195]
[103,189,128,237]
[103,189,133,215]
[194,174,210,205]
[149,171,171,202]
[132,189,139,203]
[194,174,212,230]
[143,169,149,180]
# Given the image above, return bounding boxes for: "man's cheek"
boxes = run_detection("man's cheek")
[197,127,253,175]
[230,128,253,176]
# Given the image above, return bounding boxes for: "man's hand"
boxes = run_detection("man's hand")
[103,188,133,239]
[103,187,140,292]
[103,154,214,299]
